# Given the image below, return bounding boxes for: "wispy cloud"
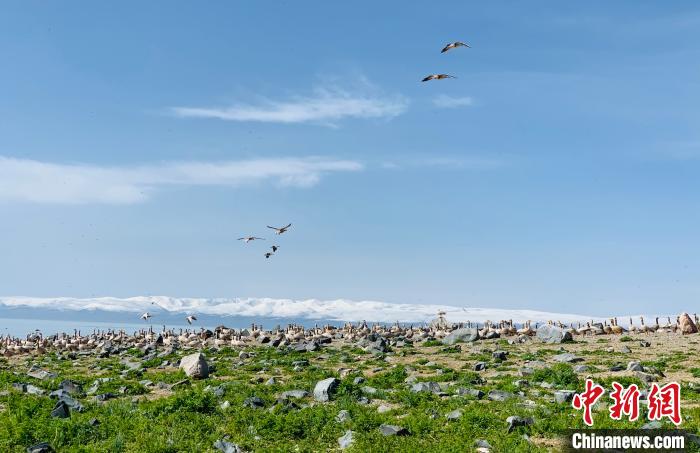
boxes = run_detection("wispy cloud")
[432,94,474,109]
[171,84,408,126]
[381,155,507,171]
[0,156,362,204]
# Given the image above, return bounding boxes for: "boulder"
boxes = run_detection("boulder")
[536,325,572,344]
[213,439,243,453]
[506,415,534,433]
[679,313,698,335]
[446,409,463,420]
[379,424,408,436]
[280,390,309,399]
[552,353,582,363]
[410,382,441,394]
[338,430,354,450]
[313,377,339,402]
[50,401,70,419]
[488,390,515,401]
[179,352,209,379]
[492,351,508,361]
[243,396,265,409]
[554,390,576,403]
[26,443,54,453]
[442,328,479,345]
[474,362,487,372]
[456,387,484,399]
[627,361,644,372]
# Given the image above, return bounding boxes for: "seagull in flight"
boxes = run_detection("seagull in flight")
[421,74,456,82]
[238,236,265,243]
[267,223,292,235]
[271,245,279,252]
[441,41,470,53]
[141,312,152,321]
[186,315,197,325]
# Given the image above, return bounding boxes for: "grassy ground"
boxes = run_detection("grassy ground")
[0,333,699,452]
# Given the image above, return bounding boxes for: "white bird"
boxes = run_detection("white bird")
[238,236,265,243]
[186,315,197,325]
[267,223,292,235]
[421,74,456,82]
[441,41,470,53]
[141,312,152,321]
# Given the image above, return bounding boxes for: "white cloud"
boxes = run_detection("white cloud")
[171,86,408,126]
[381,155,507,171]
[0,156,362,204]
[432,94,474,108]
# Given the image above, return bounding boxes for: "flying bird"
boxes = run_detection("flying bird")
[421,74,456,82]
[186,315,197,325]
[264,252,274,259]
[238,236,265,243]
[271,245,279,252]
[141,312,152,321]
[267,223,292,235]
[441,41,470,53]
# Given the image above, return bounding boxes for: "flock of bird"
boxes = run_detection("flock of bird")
[421,41,470,82]
[2,312,698,357]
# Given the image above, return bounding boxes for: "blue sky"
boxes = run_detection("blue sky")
[1,2,699,315]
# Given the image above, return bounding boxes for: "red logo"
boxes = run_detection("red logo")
[648,382,682,425]
[572,378,606,426]
[609,382,641,421]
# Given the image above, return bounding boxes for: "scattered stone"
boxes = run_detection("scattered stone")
[609,363,624,372]
[313,377,339,402]
[379,424,408,436]
[51,401,70,418]
[377,404,392,414]
[205,385,225,397]
[635,371,657,383]
[506,415,534,433]
[27,367,57,381]
[352,376,365,385]
[554,390,576,403]
[442,328,480,345]
[678,313,698,334]
[475,439,492,449]
[336,409,351,423]
[26,442,54,453]
[627,361,644,372]
[573,365,590,373]
[474,362,487,372]
[26,385,45,396]
[59,380,83,395]
[243,397,265,409]
[641,421,663,430]
[220,401,231,410]
[488,390,515,401]
[492,351,508,361]
[639,341,651,347]
[95,393,117,402]
[446,409,463,420]
[179,353,209,379]
[620,346,632,354]
[552,353,582,363]
[410,381,441,394]
[457,388,485,399]
[514,380,529,388]
[170,379,190,389]
[213,439,243,453]
[338,430,354,450]
[280,390,309,399]
[357,396,370,405]
[361,386,378,395]
[536,325,572,344]
[264,377,276,386]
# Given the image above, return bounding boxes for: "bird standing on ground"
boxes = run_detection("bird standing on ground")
[238,236,265,243]
[441,41,470,53]
[267,223,292,235]
[421,74,456,82]
[141,312,152,321]
[186,315,197,325]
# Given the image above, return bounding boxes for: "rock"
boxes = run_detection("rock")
[27,366,57,381]
[357,396,370,405]
[313,377,339,402]
[336,409,351,423]
[609,363,624,372]
[536,325,572,344]
[243,397,265,409]
[377,404,392,413]
[492,351,508,361]
[95,393,116,402]
[264,377,276,386]
[635,371,657,383]
[179,353,209,379]
[446,409,463,420]
[361,386,378,395]
[213,439,243,453]
[338,430,354,450]
[59,380,83,395]
[552,353,582,363]
[26,442,54,453]
[639,341,651,347]
[514,380,529,388]
[353,376,365,385]
[620,346,632,354]
[475,439,492,449]
[474,362,487,371]
[410,381,442,394]
[641,421,663,430]
[442,328,480,345]
[488,390,514,401]
[554,390,576,403]
[679,313,698,334]
[379,424,408,436]
[305,341,320,352]
[456,387,484,399]
[220,401,231,410]
[573,365,590,373]
[170,379,190,389]
[25,385,45,396]
[605,347,614,353]
[506,415,534,433]
[363,337,388,354]
[238,351,249,359]
[280,390,309,399]
[627,361,644,372]
[50,401,70,418]
[88,418,100,426]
